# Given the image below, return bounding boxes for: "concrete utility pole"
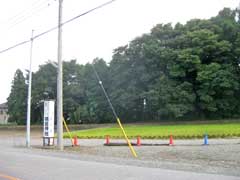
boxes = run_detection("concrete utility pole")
[57,0,63,150]
[26,30,34,148]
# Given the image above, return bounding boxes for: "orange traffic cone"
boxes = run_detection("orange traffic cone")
[73,136,78,146]
[169,135,174,146]
[105,135,110,145]
[137,136,141,146]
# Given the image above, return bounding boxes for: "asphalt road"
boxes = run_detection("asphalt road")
[0,129,240,180]
[0,145,239,180]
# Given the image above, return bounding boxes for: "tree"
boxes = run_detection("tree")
[197,63,240,118]
[83,58,112,123]
[63,60,86,122]
[31,63,57,123]
[7,69,27,124]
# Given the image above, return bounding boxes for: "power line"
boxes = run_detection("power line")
[0,0,117,55]
[1,0,53,28]
[0,40,30,54]
[34,0,117,40]
[62,0,116,26]
[7,4,52,30]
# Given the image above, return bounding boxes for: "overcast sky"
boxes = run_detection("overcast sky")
[0,0,239,104]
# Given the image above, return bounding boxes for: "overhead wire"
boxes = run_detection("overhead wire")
[5,0,56,30]
[62,0,116,26]
[3,0,46,21]
[8,5,50,29]
[0,0,117,54]
[0,40,30,54]
[0,0,137,157]
[2,0,52,28]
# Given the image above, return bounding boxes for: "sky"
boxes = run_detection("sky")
[0,0,239,104]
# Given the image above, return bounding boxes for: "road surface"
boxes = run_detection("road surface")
[0,145,239,180]
[0,129,240,180]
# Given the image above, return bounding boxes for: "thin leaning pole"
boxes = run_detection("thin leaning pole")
[91,63,137,158]
[63,117,74,146]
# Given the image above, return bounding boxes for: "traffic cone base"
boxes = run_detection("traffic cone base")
[73,136,78,146]
[169,135,174,146]
[137,136,141,146]
[105,135,110,145]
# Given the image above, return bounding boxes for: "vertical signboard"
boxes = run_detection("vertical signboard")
[43,100,55,145]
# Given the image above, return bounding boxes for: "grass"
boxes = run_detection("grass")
[64,122,240,139]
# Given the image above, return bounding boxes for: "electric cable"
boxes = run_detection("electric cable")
[0,40,30,54]
[2,0,52,28]
[0,0,117,55]
[62,0,116,26]
[7,4,52,30]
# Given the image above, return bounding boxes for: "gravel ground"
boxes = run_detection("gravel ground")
[0,130,240,177]
[63,138,240,176]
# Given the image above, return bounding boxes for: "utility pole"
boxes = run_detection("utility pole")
[26,30,34,148]
[57,0,63,150]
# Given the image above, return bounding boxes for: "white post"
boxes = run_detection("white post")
[57,0,63,150]
[26,30,34,148]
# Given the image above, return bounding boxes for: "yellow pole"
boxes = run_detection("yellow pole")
[63,118,74,146]
[116,118,137,158]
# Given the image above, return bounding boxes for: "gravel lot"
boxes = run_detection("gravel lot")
[0,129,240,177]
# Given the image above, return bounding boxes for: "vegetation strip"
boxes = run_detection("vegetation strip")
[63,123,240,139]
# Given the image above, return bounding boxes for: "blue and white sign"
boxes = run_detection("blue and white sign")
[43,101,55,144]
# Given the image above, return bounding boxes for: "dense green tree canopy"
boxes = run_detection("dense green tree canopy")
[7,8,240,124]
